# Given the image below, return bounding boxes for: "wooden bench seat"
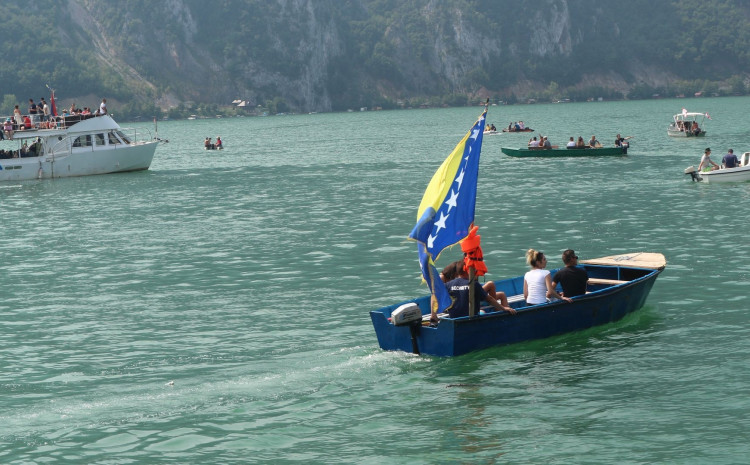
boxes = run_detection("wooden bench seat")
[587,278,628,286]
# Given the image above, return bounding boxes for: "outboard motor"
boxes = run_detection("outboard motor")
[684,165,702,182]
[391,303,422,326]
[391,303,423,354]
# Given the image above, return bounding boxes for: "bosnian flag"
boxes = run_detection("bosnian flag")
[408,107,487,313]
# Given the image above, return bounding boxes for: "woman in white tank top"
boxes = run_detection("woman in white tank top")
[523,249,566,305]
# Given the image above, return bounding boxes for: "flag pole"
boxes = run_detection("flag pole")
[468,99,489,318]
[468,262,477,318]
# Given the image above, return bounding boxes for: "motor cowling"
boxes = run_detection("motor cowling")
[391,303,423,326]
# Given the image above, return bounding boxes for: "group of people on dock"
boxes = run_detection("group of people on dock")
[438,249,588,319]
[1,96,108,140]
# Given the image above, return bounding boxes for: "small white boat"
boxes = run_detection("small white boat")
[668,110,709,137]
[0,115,159,182]
[685,152,750,183]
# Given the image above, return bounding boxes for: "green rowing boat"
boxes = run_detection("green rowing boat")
[501,146,628,157]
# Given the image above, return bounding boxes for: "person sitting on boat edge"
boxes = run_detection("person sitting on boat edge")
[576,136,586,148]
[524,249,570,305]
[216,136,223,149]
[615,134,631,148]
[588,135,601,148]
[445,265,516,318]
[722,148,739,169]
[542,136,552,149]
[442,259,513,310]
[528,136,539,148]
[550,249,588,299]
[698,148,719,172]
[3,118,12,139]
[566,137,576,148]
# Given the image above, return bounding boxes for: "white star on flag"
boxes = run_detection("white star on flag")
[455,169,465,190]
[433,211,449,233]
[444,189,459,212]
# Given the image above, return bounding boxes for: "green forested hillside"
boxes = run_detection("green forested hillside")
[1,0,750,119]
[0,3,122,101]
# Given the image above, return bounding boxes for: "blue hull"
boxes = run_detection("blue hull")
[370,264,663,357]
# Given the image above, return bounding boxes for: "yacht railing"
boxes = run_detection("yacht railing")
[1,113,157,135]
[1,113,95,131]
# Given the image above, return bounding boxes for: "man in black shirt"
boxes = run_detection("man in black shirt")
[722,149,739,169]
[28,98,38,127]
[445,266,516,318]
[551,249,588,298]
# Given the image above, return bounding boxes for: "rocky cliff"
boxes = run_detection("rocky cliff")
[7,0,748,113]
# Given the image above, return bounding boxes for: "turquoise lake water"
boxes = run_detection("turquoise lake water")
[2,97,750,463]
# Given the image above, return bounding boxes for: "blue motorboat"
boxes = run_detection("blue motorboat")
[371,104,665,357]
[370,253,665,357]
